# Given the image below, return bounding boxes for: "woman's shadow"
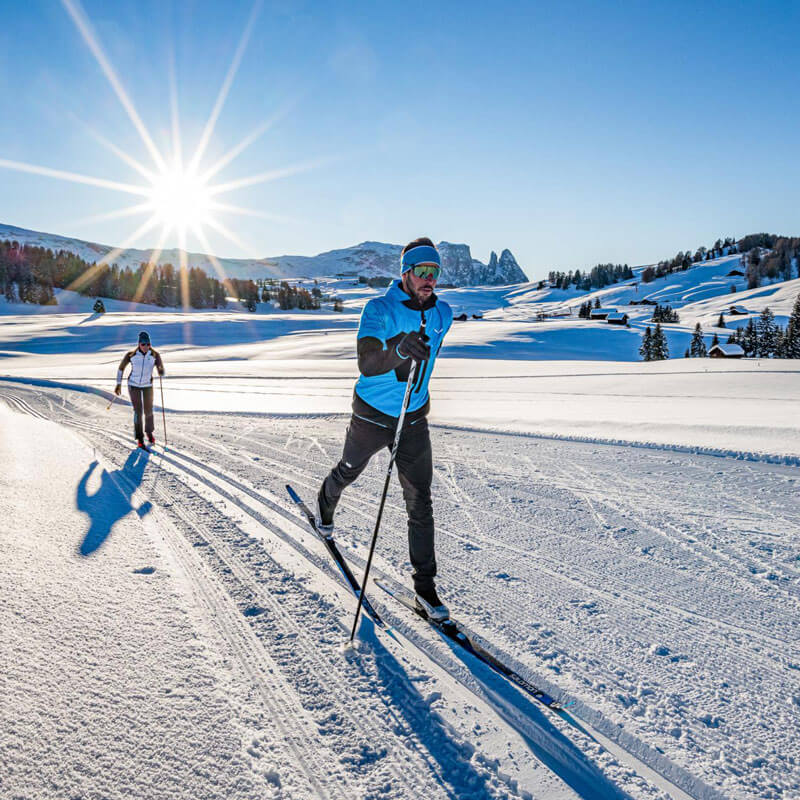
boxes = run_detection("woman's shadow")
[76,450,153,556]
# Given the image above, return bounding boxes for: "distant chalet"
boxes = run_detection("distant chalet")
[709,343,744,358]
[590,307,616,320]
[606,312,629,325]
[729,305,749,315]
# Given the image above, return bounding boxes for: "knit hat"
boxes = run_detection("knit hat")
[138,330,151,345]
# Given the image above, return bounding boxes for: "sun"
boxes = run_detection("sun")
[0,0,326,310]
[148,166,212,232]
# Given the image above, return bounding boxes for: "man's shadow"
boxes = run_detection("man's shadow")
[76,450,153,556]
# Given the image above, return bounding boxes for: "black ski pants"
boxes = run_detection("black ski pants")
[320,414,436,593]
[128,385,154,441]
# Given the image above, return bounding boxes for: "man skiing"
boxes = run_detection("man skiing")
[115,330,165,449]
[317,237,453,621]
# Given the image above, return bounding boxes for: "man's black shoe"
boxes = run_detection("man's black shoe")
[315,489,335,537]
[415,586,449,622]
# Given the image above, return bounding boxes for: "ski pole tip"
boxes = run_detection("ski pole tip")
[340,638,360,657]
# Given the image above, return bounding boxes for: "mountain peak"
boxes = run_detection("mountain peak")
[0,222,528,287]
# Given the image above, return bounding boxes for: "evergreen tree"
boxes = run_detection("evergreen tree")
[710,332,720,348]
[742,318,758,357]
[639,327,653,361]
[689,323,707,357]
[594,297,601,308]
[716,312,726,328]
[651,323,669,360]
[745,249,761,289]
[756,307,778,357]
[785,293,800,358]
[774,328,787,359]
[93,298,105,313]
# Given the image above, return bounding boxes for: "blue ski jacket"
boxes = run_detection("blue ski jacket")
[354,280,452,418]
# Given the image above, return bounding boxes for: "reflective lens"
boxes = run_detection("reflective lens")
[412,264,441,279]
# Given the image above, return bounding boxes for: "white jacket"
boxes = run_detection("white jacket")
[117,348,165,388]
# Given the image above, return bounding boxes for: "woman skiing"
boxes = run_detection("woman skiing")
[115,330,165,449]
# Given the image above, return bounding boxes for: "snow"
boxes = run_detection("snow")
[1,253,799,799]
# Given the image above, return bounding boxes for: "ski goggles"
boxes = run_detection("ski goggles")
[411,263,441,280]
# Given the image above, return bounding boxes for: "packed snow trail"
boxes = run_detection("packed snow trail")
[2,382,798,799]
[0,403,323,799]
[0,388,625,800]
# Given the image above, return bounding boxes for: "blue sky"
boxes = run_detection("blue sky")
[0,0,797,279]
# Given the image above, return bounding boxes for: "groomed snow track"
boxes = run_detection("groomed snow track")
[3,378,793,800]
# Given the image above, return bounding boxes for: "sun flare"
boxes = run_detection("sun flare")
[148,167,213,232]
[0,0,324,311]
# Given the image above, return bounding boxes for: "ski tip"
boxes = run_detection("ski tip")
[286,484,300,502]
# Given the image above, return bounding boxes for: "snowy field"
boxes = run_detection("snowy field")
[1,277,799,800]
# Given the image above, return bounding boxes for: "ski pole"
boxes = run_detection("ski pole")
[349,313,426,643]
[106,392,117,411]
[159,374,168,448]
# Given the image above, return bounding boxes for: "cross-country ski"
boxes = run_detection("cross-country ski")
[285,483,385,628]
[376,579,565,711]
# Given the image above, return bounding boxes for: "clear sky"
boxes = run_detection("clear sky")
[0,0,798,280]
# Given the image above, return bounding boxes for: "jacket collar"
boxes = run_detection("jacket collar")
[386,279,438,311]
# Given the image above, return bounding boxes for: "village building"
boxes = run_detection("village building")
[709,343,745,358]
[606,312,629,325]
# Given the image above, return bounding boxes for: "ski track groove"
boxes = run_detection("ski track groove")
[195,426,795,660]
[111,466,348,800]
[55,419,365,800]
[564,460,800,610]
[164,414,799,734]
[44,417,463,800]
[6,386,798,800]
[0,390,350,799]
[11,388,530,800]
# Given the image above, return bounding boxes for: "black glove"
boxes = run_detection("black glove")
[114,384,122,396]
[396,330,430,362]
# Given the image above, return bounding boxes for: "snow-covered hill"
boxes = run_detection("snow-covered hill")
[0,223,527,286]
[436,253,800,359]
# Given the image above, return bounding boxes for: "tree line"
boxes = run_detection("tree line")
[720,301,800,358]
[667,294,800,360]
[0,239,347,313]
[257,279,343,312]
[1,239,228,308]
[743,238,800,289]
[545,263,634,292]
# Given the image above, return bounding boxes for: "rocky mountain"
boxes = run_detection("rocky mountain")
[0,223,528,287]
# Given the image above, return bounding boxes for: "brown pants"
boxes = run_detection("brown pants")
[128,385,154,441]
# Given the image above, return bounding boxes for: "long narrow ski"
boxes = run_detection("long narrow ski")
[376,579,565,710]
[285,484,384,628]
